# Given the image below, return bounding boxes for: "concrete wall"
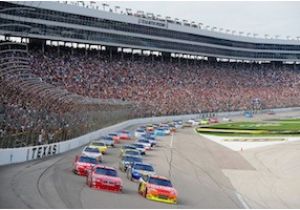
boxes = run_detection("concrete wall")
[0,107,298,166]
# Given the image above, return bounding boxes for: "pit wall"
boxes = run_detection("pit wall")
[1,107,300,166]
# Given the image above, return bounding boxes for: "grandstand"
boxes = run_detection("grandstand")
[1,1,300,148]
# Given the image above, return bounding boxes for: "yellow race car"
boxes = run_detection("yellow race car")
[89,141,108,154]
[138,175,177,204]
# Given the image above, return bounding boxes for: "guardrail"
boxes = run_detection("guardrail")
[0,107,299,166]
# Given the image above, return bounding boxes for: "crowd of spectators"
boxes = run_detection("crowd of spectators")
[31,46,300,116]
[2,44,300,147]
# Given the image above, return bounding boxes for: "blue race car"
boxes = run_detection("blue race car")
[127,162,155,181]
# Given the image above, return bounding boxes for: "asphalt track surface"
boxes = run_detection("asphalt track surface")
[0,127,250,209]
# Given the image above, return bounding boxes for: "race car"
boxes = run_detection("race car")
[199,119,209,125]
[119,155,143,172]
[154,127,169,136]
[168,124,177,132]
[136,139,152,150]
[98,136,114,147]
[138,175,177,204]
[173,120,183,129]
[118,130,131,140]
[127,162,155,181]
[131,143,146,155]
[134,128,147,138]
[120,144,138,155]
[121,149,142,158]
[73,155,99,176]
[141,134,157,146]
[182,121,193,128]
[222,117,232,122]
[86,165,123,192]
[146,124,154,132]
[209,117,219,124]
[89,141,108,154]
[82,146,103,162]
[107,132,120,143]
[188,119,198,126]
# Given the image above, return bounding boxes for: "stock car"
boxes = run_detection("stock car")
[136,139,152,150]
[146,124,154,132]
[188,119,199,126]
[209,117,219,124]
[121,149,142,157]
[134,128,147,138]
[141,134,157,146]
[168,124,177,132]
[82,146,103,162]
[107,132,120,143]
[182,121,193,128]
[118,130,131,140]
[86,165,123,192]
[222,117,232,122]
[127,162,155,181]
[120,144,138,154]
[138,175,177,204]
[89,141,108,154]
[99,136,115,147]
[73,155,99,176]
[154,127,169,136]
[199,119,209,125]
[119,155,143,172]
[131,143,146,155]
[173,120,183,128]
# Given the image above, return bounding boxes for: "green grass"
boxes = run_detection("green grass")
[197,119,300,137]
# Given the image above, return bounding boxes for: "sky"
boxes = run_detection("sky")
[97,1,300,39]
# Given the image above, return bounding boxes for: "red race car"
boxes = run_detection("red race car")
[118,130,131,140]
[209,117,219,124]
[138,175,177,204]
[108,132,121,143]
[86,165,123,192]
[73,155,99,176]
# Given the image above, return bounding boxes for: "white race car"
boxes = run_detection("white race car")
[81,146,103,162]
[187,119,198,126]
[134,128,147,138]
[136,139,152,150]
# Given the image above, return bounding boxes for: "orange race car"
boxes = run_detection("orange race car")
[138,175,177,204]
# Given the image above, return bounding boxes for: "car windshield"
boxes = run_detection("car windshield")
[95,168,117,177]
[123,145,135,150]
[79,156,98,164]
[84,147,99,153]
[134,164,154,171]
[132,144,144,148]
[125,150,140,156]
[123,156,142,163]
[149,177,173,187]
[108,133,117,136]
[121,131,129,134]
[138,140,150,143]
[137,129,145,132]
[91,142,105,146]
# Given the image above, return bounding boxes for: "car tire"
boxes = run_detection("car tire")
[138,183,142,194]
[143,188,148,198]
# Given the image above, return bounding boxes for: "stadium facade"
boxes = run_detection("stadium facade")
[1,1,300,62]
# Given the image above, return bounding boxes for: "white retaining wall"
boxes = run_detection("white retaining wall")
[0,107,299,166]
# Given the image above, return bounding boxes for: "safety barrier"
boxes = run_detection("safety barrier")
[0,107,299,166]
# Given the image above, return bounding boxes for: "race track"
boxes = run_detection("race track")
[0,127,250,209]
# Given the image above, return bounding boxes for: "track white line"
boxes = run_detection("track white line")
[235,192,251,209]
